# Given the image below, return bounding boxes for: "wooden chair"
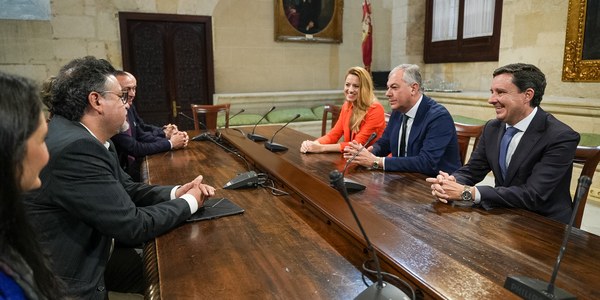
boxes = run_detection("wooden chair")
[190,103,230,131]
[321,104,341,136]
[455,122,484,165]
[572,145,600,228]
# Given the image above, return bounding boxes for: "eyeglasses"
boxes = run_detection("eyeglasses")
[97,90,128,104]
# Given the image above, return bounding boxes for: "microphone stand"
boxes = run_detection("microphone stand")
[504,175,592,300]
[264,114,301,152]
[329,170,410,300]
[247,106,275,142]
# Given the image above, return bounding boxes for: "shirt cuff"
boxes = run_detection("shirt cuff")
[168,140,173,149]
[170,186,180,199]
[382,157,386,170]
[180,194,199,214]
[474,186,482,204]
[170,185,199,214]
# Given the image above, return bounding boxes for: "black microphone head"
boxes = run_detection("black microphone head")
[329,170,343,184]
[579,175,592,187]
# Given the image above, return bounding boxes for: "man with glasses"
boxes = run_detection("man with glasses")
[111,70,188,181]
[23,56,216,299]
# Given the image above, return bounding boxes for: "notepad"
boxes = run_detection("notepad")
[186,198,245,222]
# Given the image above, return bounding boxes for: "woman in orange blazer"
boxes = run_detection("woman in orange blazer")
[300,66,386,153]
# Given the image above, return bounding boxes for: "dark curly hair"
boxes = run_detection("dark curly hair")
[49,56,116,121]
[493,63,546,107]
[0,71,66,298]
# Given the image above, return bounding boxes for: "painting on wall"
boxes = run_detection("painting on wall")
[274,0,343,43]
[562,0,600,82]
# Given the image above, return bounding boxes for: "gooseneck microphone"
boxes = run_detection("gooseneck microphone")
[264,114,301,152]
[247,106,276,142]
[504,175,592,300]
[178,112,211,141]
[341,132,378,192]
[329,170,411,300]
[228,108,245,123]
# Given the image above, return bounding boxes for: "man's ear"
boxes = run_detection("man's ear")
[88,92,103,114]
[524,88,535,104]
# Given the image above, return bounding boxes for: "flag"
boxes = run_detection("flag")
[362,0,373,73]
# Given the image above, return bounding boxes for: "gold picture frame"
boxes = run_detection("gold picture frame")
[562,0,600,82]
[274,0,343,43]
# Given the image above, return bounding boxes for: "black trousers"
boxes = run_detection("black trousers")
[105,247,144,294]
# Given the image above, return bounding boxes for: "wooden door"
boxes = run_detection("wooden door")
[119,12,214,130]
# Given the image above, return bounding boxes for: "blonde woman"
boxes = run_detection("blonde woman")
[300,66,385,153]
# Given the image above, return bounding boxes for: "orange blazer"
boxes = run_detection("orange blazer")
[317,101,386,152]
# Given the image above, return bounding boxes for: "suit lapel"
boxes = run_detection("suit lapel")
[504,109,546,183]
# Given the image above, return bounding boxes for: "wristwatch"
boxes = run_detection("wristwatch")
[372,157,380,169]
[461,185,473,201]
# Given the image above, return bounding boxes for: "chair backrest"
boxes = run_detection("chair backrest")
[190,103,230,131]
[572,145,600,228]
[321,104,341,136]
[455,122,484,165]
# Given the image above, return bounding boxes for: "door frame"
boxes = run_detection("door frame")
[118,12,215,126]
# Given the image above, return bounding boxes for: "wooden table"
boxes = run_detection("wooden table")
[143,126,600,299]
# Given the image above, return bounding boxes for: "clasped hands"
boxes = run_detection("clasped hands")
[175,175,216,206]
[425,171,465,203]
[300,140,322,153]
[163,124,189,149]
[342,140,377,167]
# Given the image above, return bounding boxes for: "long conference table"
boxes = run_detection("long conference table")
[142,126,600,300]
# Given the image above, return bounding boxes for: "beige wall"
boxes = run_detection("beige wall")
[1,0,598,99]
[412,0,600,100]
[0,0,392,94]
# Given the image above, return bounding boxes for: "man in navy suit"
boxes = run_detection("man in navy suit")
[344,64,461,176]
[427,63,579,223]
[111,71,188,181]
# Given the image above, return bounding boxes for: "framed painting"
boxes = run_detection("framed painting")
[274,0,343,43]
[562,0,600,82]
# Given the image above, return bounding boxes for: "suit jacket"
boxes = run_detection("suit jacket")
[111,108,171,174]
[130,105,165,138]
[452,108,580,223]
[372,95,461,176]
[317,101,386,152]
[23,115,192,299]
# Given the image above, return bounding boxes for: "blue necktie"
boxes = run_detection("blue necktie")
[499,126,520,180]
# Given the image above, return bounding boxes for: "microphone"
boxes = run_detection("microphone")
[341,132,378,193]
[228,108,245,122]
[178,112,211,141]
[264,114,301,152]
[247,106,275,142]
[504,175,592,300]
[329,170,411,300]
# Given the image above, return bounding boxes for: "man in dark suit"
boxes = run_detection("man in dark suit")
[111,71,188,181]
[427,63,579,223]
[23,56,216,299]
[344,64,461,176]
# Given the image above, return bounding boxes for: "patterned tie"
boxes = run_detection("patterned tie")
[399,114,409,157]
[499,126,520,180]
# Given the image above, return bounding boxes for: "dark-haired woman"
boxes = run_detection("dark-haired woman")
[0,71,65,299]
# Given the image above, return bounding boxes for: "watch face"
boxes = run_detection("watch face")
[461,190,472,201]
